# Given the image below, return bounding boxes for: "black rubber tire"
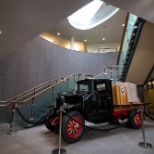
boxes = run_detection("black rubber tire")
[62,111,85,143]
[109,117,119,125]
[45,119,55,131]
[129,109,142,129]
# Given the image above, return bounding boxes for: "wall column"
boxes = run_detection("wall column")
[70,37,74,50]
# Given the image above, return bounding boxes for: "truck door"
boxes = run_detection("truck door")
[93,81,113,122]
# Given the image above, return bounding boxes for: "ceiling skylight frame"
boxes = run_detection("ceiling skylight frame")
[67,0,119,30]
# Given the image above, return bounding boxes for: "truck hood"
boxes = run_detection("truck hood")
[61,92,91,104]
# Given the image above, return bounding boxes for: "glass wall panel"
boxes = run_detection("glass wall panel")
[118,14,137,76]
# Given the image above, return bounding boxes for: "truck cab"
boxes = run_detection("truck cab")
[76,78,113,123]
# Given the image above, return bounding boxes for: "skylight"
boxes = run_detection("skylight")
[67,0,119,30]
[68,0,103,25]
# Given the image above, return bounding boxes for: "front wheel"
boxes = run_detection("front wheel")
[45,115,59,132]
[129,109,142,129]
[62,111,85,143]
[45,120,55,131]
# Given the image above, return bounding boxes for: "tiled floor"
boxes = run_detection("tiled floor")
[0,119,154,154]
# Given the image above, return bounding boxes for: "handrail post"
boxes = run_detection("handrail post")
[78,74,80,81]
[7,102,17,135]
[110,68,113,80]
[117,68,119,81]
[52,87,55,103]
[74,74,77,91]
[30,88,35,122]
[52,106,66,154]
[66,78,68,92]
[138,108,152,149]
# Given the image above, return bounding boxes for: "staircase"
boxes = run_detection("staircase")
[0,67,120,127]
[117,14,145,81]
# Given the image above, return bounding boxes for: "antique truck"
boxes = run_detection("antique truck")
[45,78,143,143]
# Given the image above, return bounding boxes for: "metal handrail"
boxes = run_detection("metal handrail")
[0,68,118,109]
[0,74,76,107]
[0,101,9,106]
[0,79,59,103]
[4,79,58,102]
[117,13,129,65]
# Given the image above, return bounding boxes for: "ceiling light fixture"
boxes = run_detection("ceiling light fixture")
[0,30,2,34]
[102,38,105,41]
[57,32,60,36]
[84,39,87,42]
[122,24,125,27]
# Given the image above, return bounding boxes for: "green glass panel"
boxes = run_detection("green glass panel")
[118,14,138,75]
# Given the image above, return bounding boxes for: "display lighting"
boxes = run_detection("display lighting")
[148,81,152,89]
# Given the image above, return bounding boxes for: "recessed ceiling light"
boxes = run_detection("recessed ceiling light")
[102,38,105,41]
[84,39,87,42]
[122,24,125,27]
[0,30,2,34]
[57,32,60,36]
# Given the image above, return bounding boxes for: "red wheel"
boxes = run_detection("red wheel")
[129,109,142,129]
[62,111,84,143]
[66,116,83,139]
[134,112,142,126]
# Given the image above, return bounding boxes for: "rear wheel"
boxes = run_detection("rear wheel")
[129,109,142,129]
[62,111,85,143]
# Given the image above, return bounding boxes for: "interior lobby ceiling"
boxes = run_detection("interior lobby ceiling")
[43,0,154,45]
[45,9,127,44]
[103,0,154,24]
[0,0,154,59]
[0,0,91,59]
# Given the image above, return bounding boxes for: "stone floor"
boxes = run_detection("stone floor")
[0,119,154,154]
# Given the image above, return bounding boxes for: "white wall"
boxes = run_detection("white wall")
[40,33,85,52]
[87,43,120,53]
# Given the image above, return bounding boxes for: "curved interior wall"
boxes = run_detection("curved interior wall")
[0,36,118,100]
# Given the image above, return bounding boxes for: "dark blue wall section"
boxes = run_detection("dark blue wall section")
[0,36,118,101]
